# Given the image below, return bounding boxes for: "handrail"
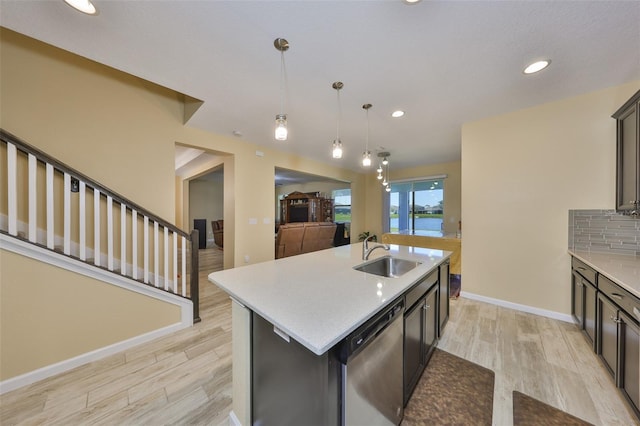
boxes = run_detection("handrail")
[0,129,189,239]
[1,129,200,322]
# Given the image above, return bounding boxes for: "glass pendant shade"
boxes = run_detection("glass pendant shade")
[385,185,391,192]
[332,140,343,159]
[377,173,383,180]
[362,151,372,167]
[64,0,97,14]
[275,114,288,141]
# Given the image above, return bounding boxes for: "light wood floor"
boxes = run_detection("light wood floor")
[438,297,639,426]
[1,250,638,425]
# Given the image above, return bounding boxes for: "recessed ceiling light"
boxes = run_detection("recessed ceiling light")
[523,59,551,74]
[391,110,405,118]
[403,0,422,4]
[63,0,98,15]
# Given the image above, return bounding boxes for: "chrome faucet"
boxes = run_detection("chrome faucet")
[362,235,390,260]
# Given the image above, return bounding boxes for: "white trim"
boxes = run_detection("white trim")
[107,195,113,271]
[94,187,100,266]
[0,321,188,395]
[64,173,71,255]
[0,234,194,394]
[79,180,86,260]
[7,142,17,236]
[0,234,192,315]
[132,209,138,279]
[28,153,37,242]
[121,203,127,276]
[228,411,242,426]
[46,163,54,249]
[460,291,574,323]
[154,221,159,287]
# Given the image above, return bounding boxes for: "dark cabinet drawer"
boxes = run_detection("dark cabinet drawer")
[599,275,640,319]
[572,257,597,284]
[405,269,438,310]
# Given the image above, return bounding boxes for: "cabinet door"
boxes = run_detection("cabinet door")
[403,302,424,405]
[424,286,439,363]
[597,293,619,380]
[572,271,585,329]
[616,96,640,211]
[438,262,450,337]
[584,280,597,350]
[620,310,640,417]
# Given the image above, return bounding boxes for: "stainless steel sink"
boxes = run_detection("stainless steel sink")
[353,256,421,278]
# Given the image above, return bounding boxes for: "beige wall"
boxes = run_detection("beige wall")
[189,178,224,238]
[0,250,181,380]
[364,161,462,237]
[461,81,640,314]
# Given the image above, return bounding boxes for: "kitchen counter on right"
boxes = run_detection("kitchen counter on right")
[569,250,640,298]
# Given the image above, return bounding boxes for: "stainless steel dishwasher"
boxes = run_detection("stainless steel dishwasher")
[339,299,404,426]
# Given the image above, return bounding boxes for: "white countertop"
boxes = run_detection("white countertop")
[208,243,451,355]
[569,250,640,298]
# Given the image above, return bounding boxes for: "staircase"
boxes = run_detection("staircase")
[0,129,201,392]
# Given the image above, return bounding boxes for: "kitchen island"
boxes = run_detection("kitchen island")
[208,242,451,425]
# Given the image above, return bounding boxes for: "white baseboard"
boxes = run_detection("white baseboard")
[460,291,574,323]
[0,234,195,394]
[229,411,242,426]
[0,322,189,395]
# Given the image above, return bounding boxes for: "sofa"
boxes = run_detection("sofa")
[275,222,337,259]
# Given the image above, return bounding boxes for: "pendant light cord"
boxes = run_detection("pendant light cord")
[336,88,341,140]
[365,107,369,153]
[279,51,286,114]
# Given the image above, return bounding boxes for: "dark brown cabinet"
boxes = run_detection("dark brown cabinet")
[571,258,597,350]
[403,270,439,406]
[613,89,640,213]
[438,260,450,337]
[596,274,640,419]
[620,310,640,417]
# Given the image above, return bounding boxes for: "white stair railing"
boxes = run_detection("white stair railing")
[0,129,200,321]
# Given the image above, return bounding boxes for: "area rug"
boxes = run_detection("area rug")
[512,391,594,426]
[402,349,494,425]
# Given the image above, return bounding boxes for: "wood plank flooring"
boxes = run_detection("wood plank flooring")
[1,250,637,425]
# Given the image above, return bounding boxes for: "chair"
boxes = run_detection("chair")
[211,219,224,248]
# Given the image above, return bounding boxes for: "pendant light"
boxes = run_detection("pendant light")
[274,38,289,141]
[362,104,372,167]
[378,152,390,188]
[331,82,344,159]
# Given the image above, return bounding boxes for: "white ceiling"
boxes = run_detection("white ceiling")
[1,1,639,172]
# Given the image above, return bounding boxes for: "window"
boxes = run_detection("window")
[386,178,444,236]
[333,188,351,223]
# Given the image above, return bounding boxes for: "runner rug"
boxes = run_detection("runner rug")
[402,348,494,425]
[512,390,594,426]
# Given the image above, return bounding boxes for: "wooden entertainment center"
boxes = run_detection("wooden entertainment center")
[280,191,334,224]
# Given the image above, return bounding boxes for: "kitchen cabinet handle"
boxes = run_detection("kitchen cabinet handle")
[611,293,624,300]
[610,315,622,324]
[423,304,431,310]
[576,266,587,271]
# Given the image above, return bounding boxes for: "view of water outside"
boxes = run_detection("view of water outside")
[333,189,351,222]
[389,180,443,234]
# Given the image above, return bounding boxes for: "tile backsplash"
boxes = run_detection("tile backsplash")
[569,209,640,256]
